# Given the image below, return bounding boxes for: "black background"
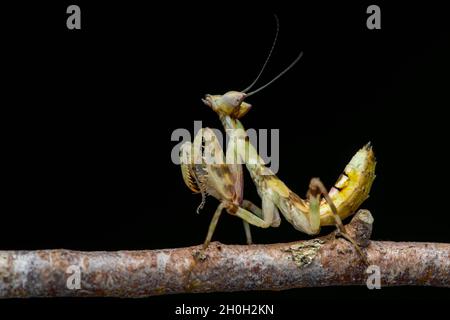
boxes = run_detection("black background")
[1,1,449,318]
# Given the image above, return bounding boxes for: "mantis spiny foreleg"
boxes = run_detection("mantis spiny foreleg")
[180,127,280,249]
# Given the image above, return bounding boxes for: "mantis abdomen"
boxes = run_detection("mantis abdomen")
[220,114,376,232]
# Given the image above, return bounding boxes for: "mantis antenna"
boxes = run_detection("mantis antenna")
[241,14,280,93]
[245,51,304,97]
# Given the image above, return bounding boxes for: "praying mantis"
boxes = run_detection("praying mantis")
[179,16,376,257]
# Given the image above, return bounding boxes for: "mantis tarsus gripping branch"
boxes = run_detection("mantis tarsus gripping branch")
[180,16,376,261]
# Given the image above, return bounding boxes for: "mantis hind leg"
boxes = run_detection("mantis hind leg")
[308,178,367,263]
[308,178,345,231]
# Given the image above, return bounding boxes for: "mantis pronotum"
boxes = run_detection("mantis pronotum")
[180,16,376,259]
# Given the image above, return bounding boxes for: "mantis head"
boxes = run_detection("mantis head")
[202,91,252,119]
[202,15,303,119]
[201,20,303,120]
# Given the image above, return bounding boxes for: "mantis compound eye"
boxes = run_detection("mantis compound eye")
[222,91,246,108]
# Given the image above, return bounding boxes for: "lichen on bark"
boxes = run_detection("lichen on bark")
[283,239,325,268]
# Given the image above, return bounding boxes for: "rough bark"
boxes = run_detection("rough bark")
[0,210,449,298]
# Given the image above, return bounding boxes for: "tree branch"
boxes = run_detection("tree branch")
[1,210,449,298]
